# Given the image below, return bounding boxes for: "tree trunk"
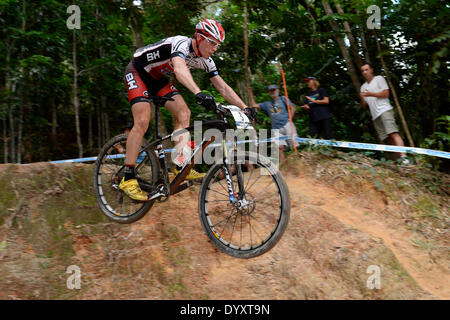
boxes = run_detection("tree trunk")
[151,0,171,38]
[322,0,361,94]
[243,3,254,106]
[17,103,23,163]
[335,2,364,69]
[360,30,372,64]
[100,95,110,143]
[96,104,103,149]
[374,32,415,147]
[129,10,144,48]
[73,29,83,158]
[88,112,93,151]
[105,114,110,141]
[104,112,110,142]
[9,106,15,163]
[354,7,372,64]
[50,95,57,146]
[3,118,7,163]
[17,0,26,163]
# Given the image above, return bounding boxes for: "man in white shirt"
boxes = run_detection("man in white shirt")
[360,63,408,163]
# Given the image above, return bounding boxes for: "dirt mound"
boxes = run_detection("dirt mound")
[0,153,447,299]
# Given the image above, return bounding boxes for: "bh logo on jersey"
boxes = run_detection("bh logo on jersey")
[125,73,138,90]
[147,50,160,62]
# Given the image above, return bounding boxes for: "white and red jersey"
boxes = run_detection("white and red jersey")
[132,35,219,80]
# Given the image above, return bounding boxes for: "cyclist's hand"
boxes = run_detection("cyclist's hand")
[244,107,257,122]
[196,92,216,111]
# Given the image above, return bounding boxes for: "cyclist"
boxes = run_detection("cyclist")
[121,18,256,201]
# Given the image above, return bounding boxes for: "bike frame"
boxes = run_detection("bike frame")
[135,101,243,202]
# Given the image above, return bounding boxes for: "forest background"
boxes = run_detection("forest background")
[0,0,448,169]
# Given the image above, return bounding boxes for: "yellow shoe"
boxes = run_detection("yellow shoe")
[174,168,206,180]
[119,177,149,201]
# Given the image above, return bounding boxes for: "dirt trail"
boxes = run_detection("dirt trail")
[0,161,447,300]
[285,173,449,299]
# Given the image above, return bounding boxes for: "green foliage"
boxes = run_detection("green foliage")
[0,0,447,172]
[418,115,450,170]
[422,116,450,150]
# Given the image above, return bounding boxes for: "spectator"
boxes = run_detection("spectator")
[300,76,334,140]
[252,84,299,163]
[360,63,408,164]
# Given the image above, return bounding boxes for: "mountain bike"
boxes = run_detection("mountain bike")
[93,97,290,258]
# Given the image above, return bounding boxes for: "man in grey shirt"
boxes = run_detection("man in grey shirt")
[252,84,299,163]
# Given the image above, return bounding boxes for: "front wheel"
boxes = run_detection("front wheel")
[198,151,290,258]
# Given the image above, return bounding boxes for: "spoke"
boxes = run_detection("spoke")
[244,166,255,191]
[240,212,243,249]
[228,212,238,246]
[209,206,234,216]
[214,174,229,194]
[250,206,281,228]
[218,209,237,239]
[233,165,240,192]
[246,172,264,194]
[252,181,278,201]
[212,208,238,227]
[248,214,264,246]
[208,188,229,198]
[248,213,253,247]
[249,211,274,236]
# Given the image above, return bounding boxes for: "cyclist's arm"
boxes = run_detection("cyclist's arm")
[210,75,248,110]
[172,56,201,95]
[249,92,261,109]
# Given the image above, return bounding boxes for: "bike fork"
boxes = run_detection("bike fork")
[222,138,246,204]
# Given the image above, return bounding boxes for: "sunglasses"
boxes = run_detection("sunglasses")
[199,34,221,48]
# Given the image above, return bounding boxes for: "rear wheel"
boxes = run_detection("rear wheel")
[93,133,159,224]
[198,151,290,258]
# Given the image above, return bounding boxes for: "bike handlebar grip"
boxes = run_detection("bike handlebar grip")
[195,92,217,111]
[244,107,258,122]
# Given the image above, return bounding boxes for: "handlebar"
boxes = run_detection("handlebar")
[214,103,231,116]
[150,96,256,123]
[215,103,257,124]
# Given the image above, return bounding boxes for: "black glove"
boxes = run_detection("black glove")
[244,107,257,122]
[195,92,216,110]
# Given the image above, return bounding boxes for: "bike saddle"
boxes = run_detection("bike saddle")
[151,96,175,106]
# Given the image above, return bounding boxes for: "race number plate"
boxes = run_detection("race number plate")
[224,105,254,130]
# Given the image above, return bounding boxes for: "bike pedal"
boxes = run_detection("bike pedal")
[148,192,164,200]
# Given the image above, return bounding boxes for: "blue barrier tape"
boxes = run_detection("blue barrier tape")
[48,136,449,164]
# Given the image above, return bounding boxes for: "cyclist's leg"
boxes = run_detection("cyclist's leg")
[123,61,152,167]
[125,101,151,165]
[158,84,192,166]
[121,62,153,201]
[162,91,190,138]
[159,84,204,179]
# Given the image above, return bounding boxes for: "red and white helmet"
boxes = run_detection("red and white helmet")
[195,18,225,43]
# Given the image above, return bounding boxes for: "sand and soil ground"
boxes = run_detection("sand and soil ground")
[0,151,448,299]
